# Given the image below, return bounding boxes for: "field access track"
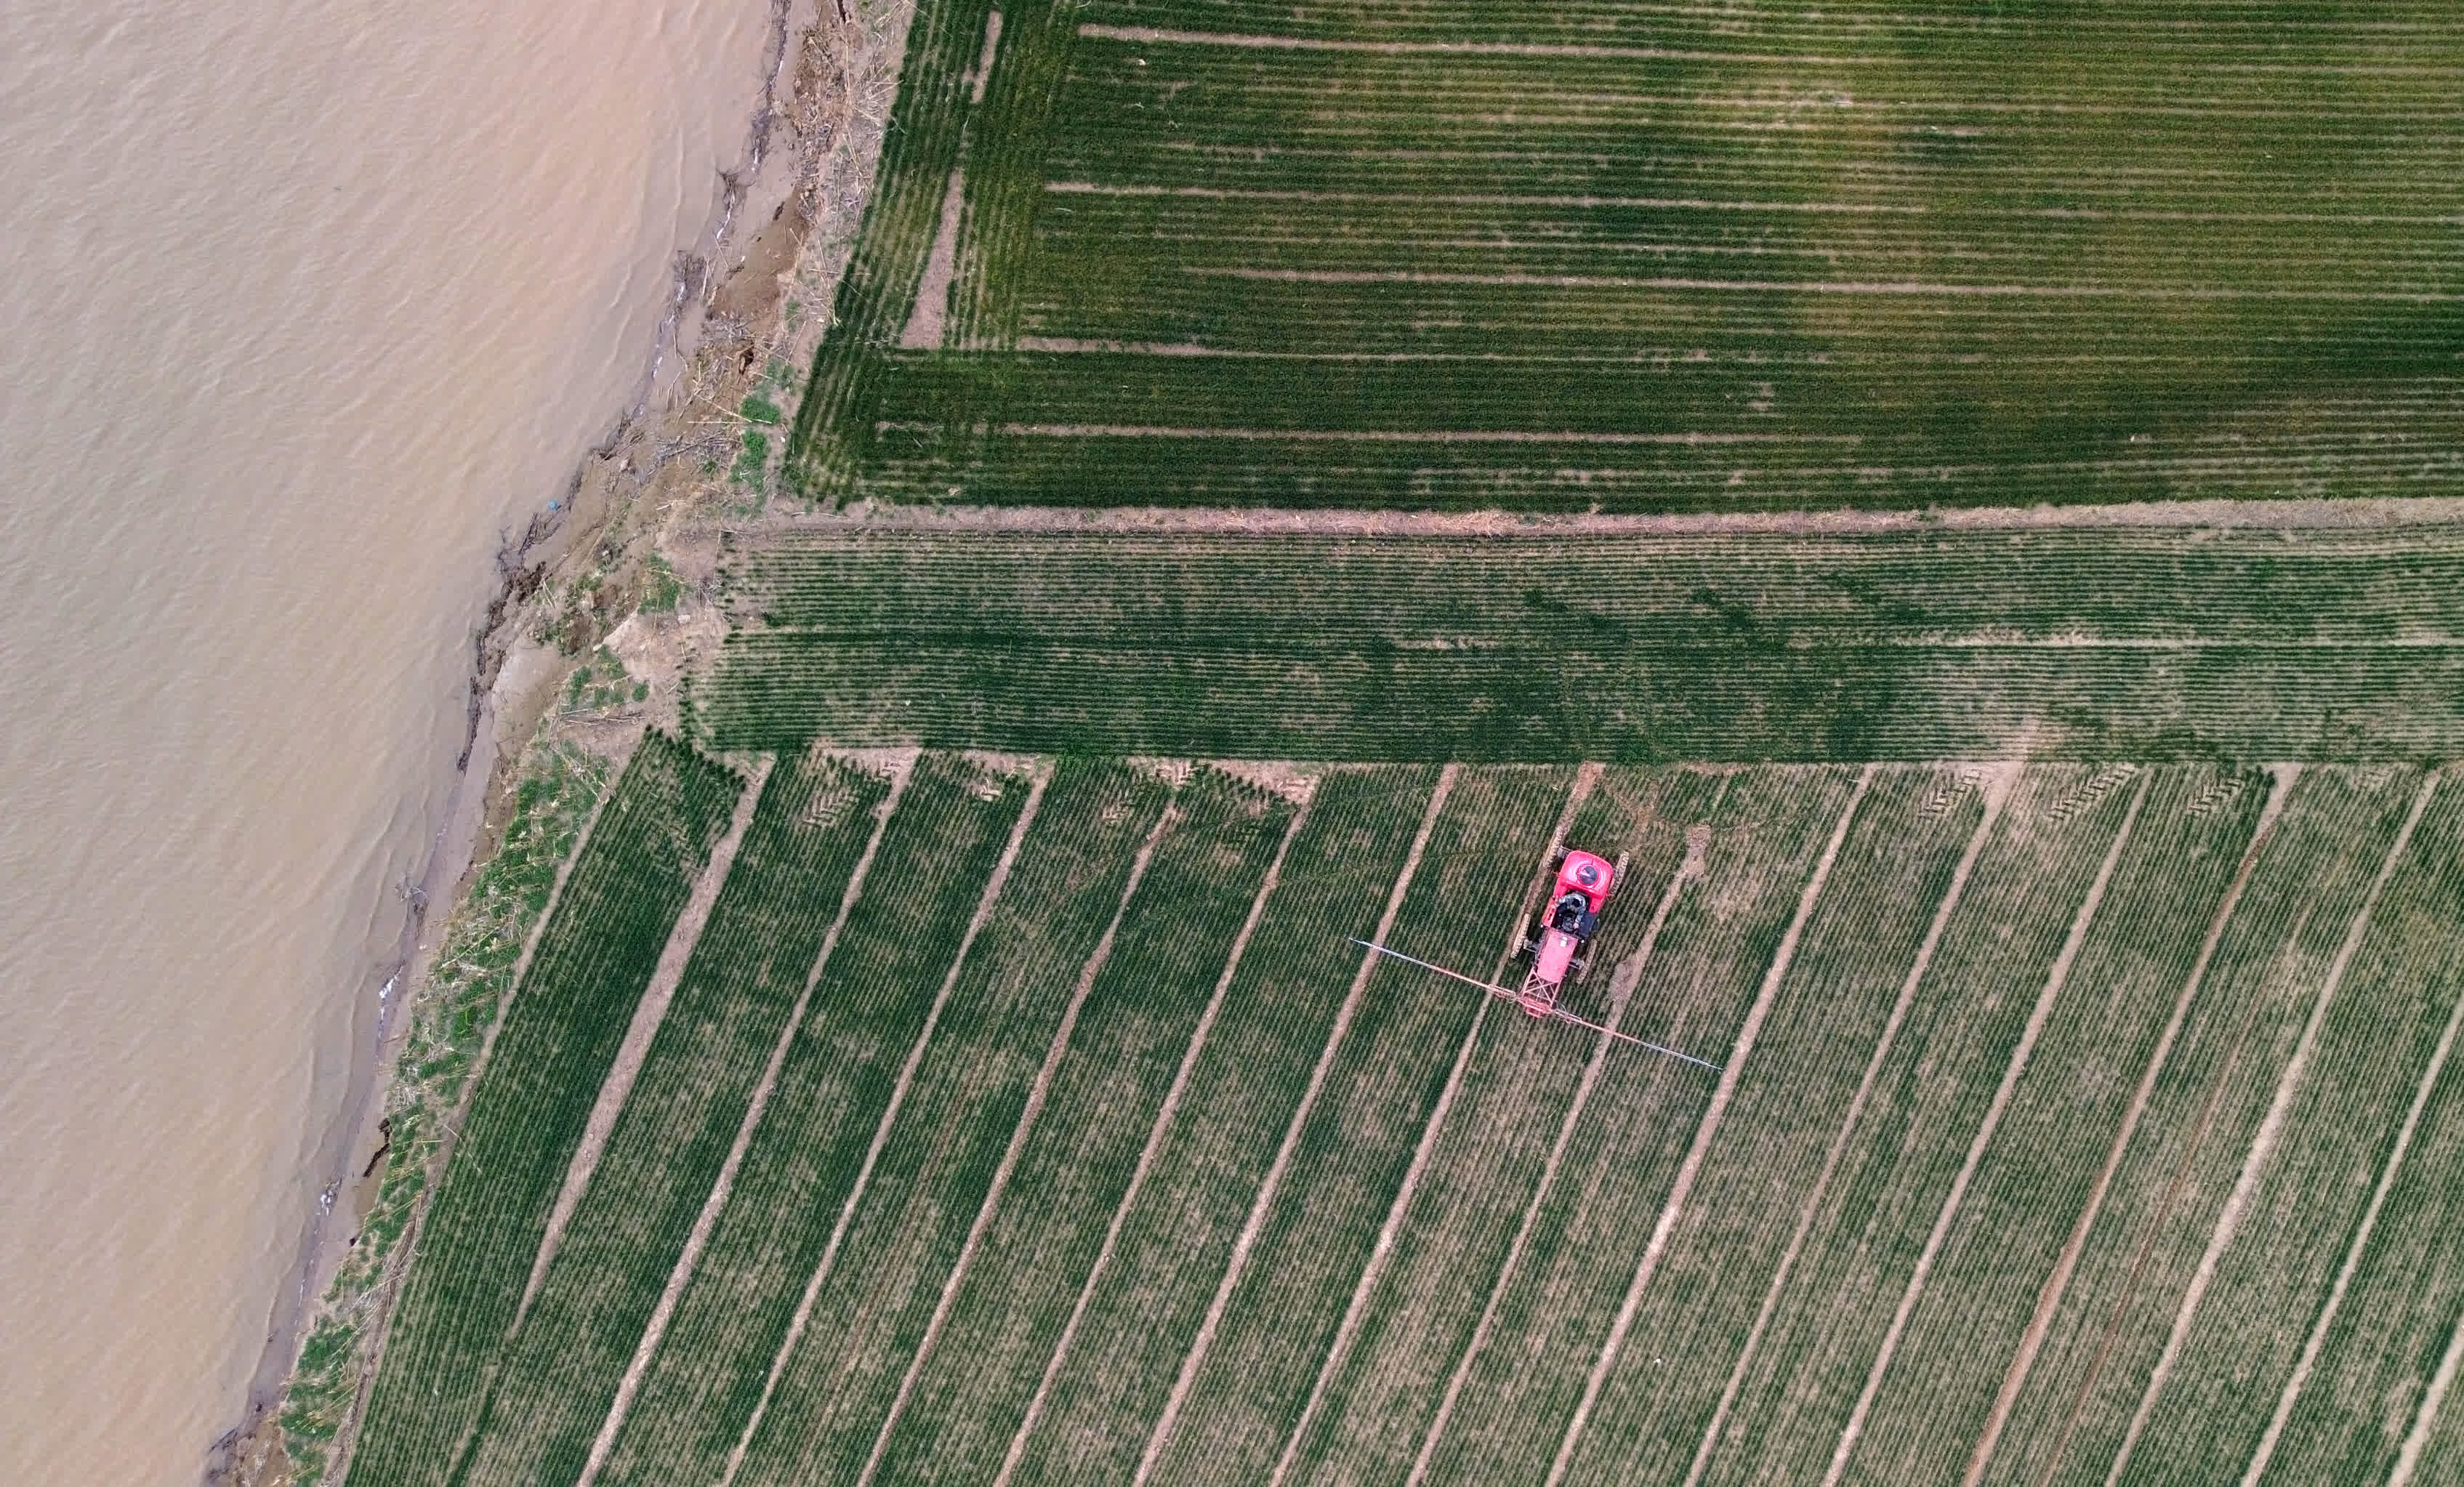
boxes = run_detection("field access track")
[342,749,2464,1487]
[705,524,2464,759]
[788,0,2464,512]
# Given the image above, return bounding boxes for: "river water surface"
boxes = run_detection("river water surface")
[0,1,773,1477]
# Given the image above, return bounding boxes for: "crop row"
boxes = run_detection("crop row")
[345,733,744,1487]
[703,523,2464,759]
[732,527,2464,645]
[1077,0,2464,52]
[712,754,1183,1484]
[704,643,2464,762]
[729,765,1300,1484]
[975,765,1449,1484]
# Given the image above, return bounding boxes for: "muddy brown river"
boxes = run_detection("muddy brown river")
[0,0,777,1476]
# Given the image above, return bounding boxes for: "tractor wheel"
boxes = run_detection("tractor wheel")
[1573,955,1593,983]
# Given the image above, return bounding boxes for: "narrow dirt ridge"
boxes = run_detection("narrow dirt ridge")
[1684,762,2016,1487]
[1819,772,2151,1487]
[1268,762,1603,1486]
[850,785,1185,1487]
[2239,921,2464,1484]
[1408,829,1707,1487]
[520,757,775,1327]
[1961,765,2298,1487]
[2098,773,2439,1487]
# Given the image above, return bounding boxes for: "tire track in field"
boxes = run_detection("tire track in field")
[1074,22,1870,68]
[991,784,1318,1487]
[1404,817,1707,1487]
[1131,764,1462,1487]
[1820,770,2151,1487]
[1265,762,1603,1487]
[2095,773,2439,1487]
[1547,764,1878,1487]
[847,780,1185,1487]
[2239,938,2464,1485]
[1190,266,2464,304]
[1960,765,2298,1487]
[575,750,915,1487]
[1682,762,2017,1487]
[519,757,774,1328]
[2390,1306,2464,1487]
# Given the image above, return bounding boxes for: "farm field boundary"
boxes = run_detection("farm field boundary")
[700,525,2464,759]
[326,755,2464,1487]
[782,0,2464,515]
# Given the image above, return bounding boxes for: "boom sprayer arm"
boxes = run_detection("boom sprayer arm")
[1350,939,1720,1073]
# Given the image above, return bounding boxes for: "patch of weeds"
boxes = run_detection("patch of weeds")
[638,554,684,614]
[730,428,770,485]
[564,645,636,715]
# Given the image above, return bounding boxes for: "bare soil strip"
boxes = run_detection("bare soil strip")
[1408,834,1702,1487]
[518,758,774,1328]
[994,423,1846,446]
[992,792,1317,1487]
[898,170,965,351]
[2238,935,2464,1485]
[766,492,2464,539]
[1132,765,1462,1487]
[1961,765,2299,1487]
[1683,764,2018,1487]
[1267,763,1603,1487]
[1819,773,2151,1487]
[852,788,1183,1487]
[1547,765,1879,1487]
[2031,901,2322,1487]
[574,751,917,1487]
[1188,266,2464,303]
[1040,181,2464,226]
[2100,774,2440,1487]
[1077,21,1876,67]
[2390,1308,2464,1487]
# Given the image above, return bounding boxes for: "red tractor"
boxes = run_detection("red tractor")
[1350,838,1718,1071]
[1518,849,1617,1016]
